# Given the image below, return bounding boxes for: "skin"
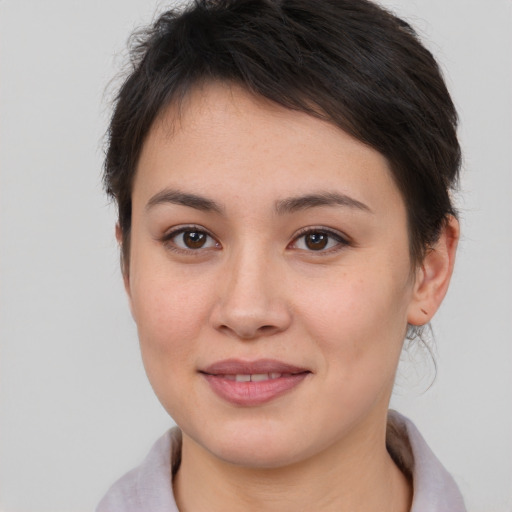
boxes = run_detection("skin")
[120,82,459,512]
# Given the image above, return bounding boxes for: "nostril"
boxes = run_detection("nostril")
[211,299,292,340]
[217,323,279,340]
[259,325,277,334]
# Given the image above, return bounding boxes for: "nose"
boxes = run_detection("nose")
[210,246,292,340]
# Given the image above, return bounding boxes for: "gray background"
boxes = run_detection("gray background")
[1,1,511,510]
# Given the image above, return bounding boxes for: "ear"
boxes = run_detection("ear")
[115,223,132,302]
[407,215,460,326]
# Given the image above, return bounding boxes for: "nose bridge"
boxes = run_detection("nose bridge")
[212,241,290,339]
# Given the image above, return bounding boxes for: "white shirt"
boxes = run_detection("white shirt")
[96,411,466,511]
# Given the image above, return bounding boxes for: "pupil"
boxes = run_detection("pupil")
[306,233,328,250]
[184,231,206,249]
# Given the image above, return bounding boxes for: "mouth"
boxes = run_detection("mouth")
[200,359,311,406]
[220,372,287,382]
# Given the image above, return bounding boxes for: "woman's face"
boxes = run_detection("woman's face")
[125,82,420,468]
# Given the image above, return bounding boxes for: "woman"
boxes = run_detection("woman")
[97,0,465,510]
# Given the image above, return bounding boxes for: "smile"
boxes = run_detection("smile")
[223,373,283,382]
[200,359,310,406]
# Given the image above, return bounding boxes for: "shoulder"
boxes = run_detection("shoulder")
[387,410,466,512]
[96,427,181,512]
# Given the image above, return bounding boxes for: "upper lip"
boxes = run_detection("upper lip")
[201,359,310,375]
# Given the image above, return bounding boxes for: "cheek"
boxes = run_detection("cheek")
[298,274,412,424]
[299,270,411,370]
[129,272,211,419]
[129,267,212,370]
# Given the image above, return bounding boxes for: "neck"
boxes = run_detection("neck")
[173,417,412,512]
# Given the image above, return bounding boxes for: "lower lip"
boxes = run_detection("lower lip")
[202,373,309,406]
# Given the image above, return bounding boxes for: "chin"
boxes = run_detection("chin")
[187,416,312,469]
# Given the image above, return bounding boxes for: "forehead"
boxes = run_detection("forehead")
[133,82,404,217]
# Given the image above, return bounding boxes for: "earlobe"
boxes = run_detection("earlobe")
[407,216,459,326]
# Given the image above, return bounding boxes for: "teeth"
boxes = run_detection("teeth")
[251,373,269,382]
[231,373,282,382]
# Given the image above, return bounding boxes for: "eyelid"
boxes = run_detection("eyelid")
[289,226,351,253]
[158,224,350,255]
[160,224,221,253]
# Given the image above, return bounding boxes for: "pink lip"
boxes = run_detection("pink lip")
[200,359,310,407]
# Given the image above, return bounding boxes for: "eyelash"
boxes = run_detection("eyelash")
[160,225,350,255]
[160,225,220,255]
[289,227,350,255]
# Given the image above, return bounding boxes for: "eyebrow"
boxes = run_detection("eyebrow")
[146,188,372,215]
[274,192,372,215]
[146,189,224,214]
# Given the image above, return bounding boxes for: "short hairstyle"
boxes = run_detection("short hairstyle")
[104,0,460,266]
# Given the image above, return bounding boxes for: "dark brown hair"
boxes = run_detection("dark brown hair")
[104,0,460,266]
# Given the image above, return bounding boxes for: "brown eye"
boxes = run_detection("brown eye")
[304,232,329,250]
[292,229,348,253]
[182,231,207,249]
[165,227,219,251]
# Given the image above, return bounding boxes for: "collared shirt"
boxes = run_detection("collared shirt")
[96,411,466,512]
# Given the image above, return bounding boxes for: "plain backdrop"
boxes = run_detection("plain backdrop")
[1,1,511,511]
